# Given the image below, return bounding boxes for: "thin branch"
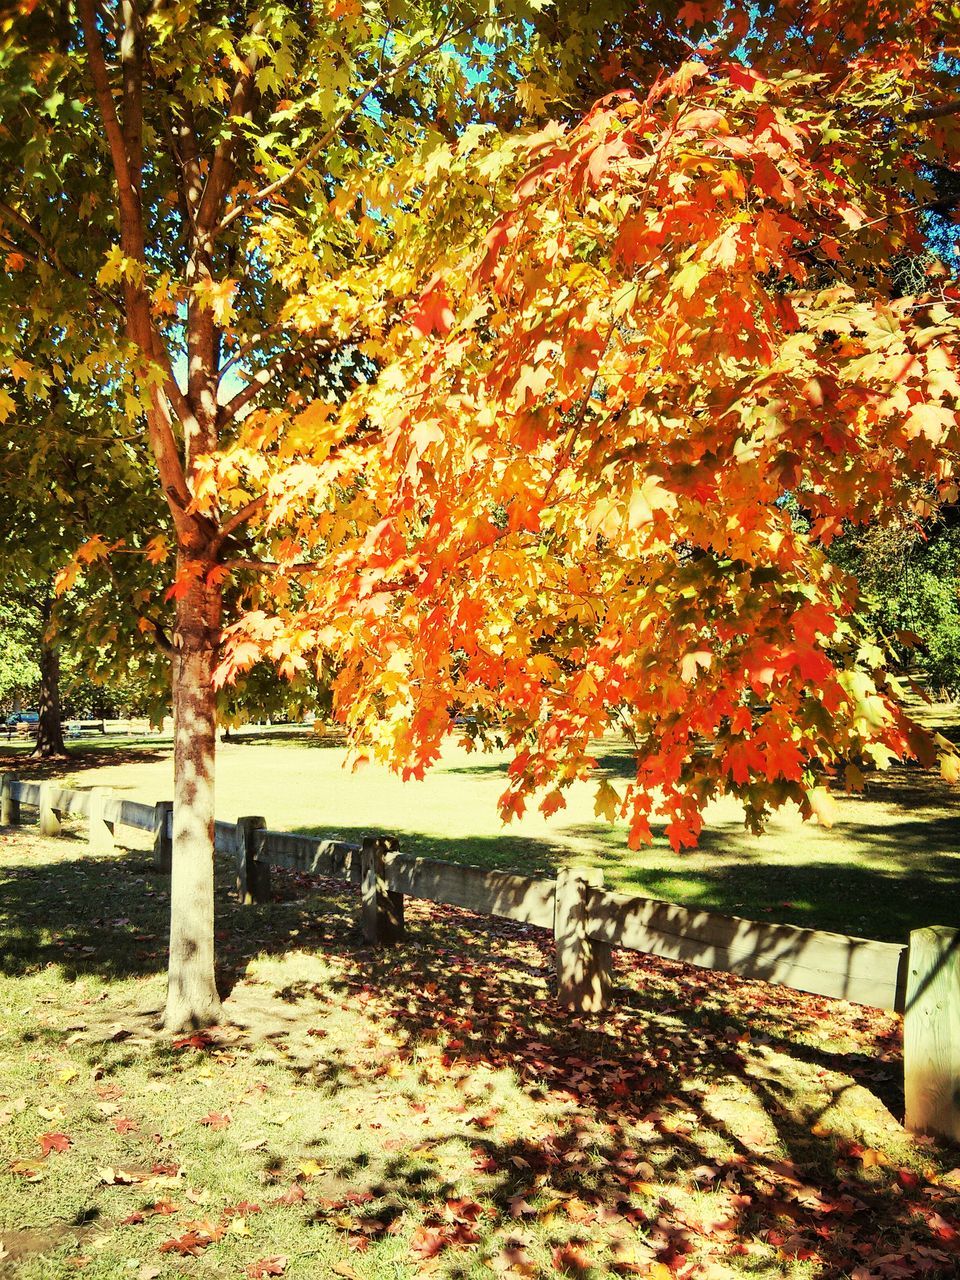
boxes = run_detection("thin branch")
[219,327,285,377]
[211,494,268,552]
[0,231,122,311]
[218,18,473,233]
[77,0,142,246]
[196,26,263,237]
[0,199,60,264]
[904,97,960,124]
[218,347,306,424]
[223,557,324,575]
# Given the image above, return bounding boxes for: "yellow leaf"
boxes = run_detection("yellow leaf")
[808,787,837,828]
[297,1158,328,1179]
[594,779,621,823]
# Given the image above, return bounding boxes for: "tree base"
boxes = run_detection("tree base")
[29,746,71,763]
[162,994,223,1034]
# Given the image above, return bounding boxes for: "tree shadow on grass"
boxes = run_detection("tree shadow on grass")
[0,744,168,773]
[0,829,358,989]
[220,922,959,1275]
[5,834,959,1275]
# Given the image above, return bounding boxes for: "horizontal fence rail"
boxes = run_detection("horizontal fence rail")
[2,769,958,1141]
[583,887,908,1012]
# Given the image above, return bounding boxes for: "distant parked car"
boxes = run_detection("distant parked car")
[6,710,39,726]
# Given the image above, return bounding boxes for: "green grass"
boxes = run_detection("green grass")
[3,718,959,943]
[2,721,960,1276]
[1,822,959,1279]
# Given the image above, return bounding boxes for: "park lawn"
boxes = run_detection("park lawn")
[1,821,960,1280]
[1,707,959,943]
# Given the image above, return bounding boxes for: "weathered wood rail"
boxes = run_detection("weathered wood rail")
[2,771,957,1141]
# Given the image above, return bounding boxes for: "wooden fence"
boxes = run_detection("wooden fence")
[2,772,958,1143]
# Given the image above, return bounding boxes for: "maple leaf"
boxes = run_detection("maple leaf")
[678,1,705,25]
[38,1132,72,1155]
[552,1242,593,1276]
[410,1225,450,1260]
[198,1111,231,1129]
[246,1261,288,1279]
[408,275,455,338]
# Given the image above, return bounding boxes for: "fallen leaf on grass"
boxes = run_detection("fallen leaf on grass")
[246,1258,287,1278]
[297,1158,329,1179]
[410,1226,449,1260]
[198,1111,232,1129]
[98,1167,143,1185]
[38,1132,71,1155]
[273,1184,305,1206]
[552,1242,593,1276]
[171,1031,215,1051]
[490,1240,536,1276]
[158,1221,223,1255]
[225,1201,262,1217]
[332,1264,360,1279]
[9,1158,45,1181]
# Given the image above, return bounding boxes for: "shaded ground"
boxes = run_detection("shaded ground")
[1,826,959,1279]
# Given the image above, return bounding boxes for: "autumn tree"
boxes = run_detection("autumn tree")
[0,0,623,1028]
[212,3,960,852]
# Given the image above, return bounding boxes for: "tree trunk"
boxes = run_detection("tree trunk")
[31,594,66,760]
[163,569,223,1031]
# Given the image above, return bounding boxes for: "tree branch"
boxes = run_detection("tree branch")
[218,18,473,233]
[210,494,269,553]
[904,97,960,124]
[196,27,263,237]
[223,557,324,576]
[218,348,302,425]
[119,0,143,193]
[77,0,142,249]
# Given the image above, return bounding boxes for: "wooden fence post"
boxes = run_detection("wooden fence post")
[0,774,19,826]
[360,836,404,945]
[554,866,613,1013]
[904,926,960,1141]
[38,782,62,837]
[88,788,115,851]
[153,800,173,873]
[236,816,270,904]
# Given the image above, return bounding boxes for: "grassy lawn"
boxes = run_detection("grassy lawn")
[1,718,960,1277]
[3,710,960,944]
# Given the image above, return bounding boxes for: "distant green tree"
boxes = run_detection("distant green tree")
[0,594,39,711]
[831,517,960,698]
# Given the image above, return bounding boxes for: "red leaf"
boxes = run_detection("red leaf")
[552,1243,593,1276]
[410,1225,449,1260]
[246,1260,287,1278]
[158,1230,215,1257]
[171,1032,214,1051]
[273,1184,306,1206]
[198,1111,232,1129]
[39,1132,72,1155]
[408,275,455,338]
